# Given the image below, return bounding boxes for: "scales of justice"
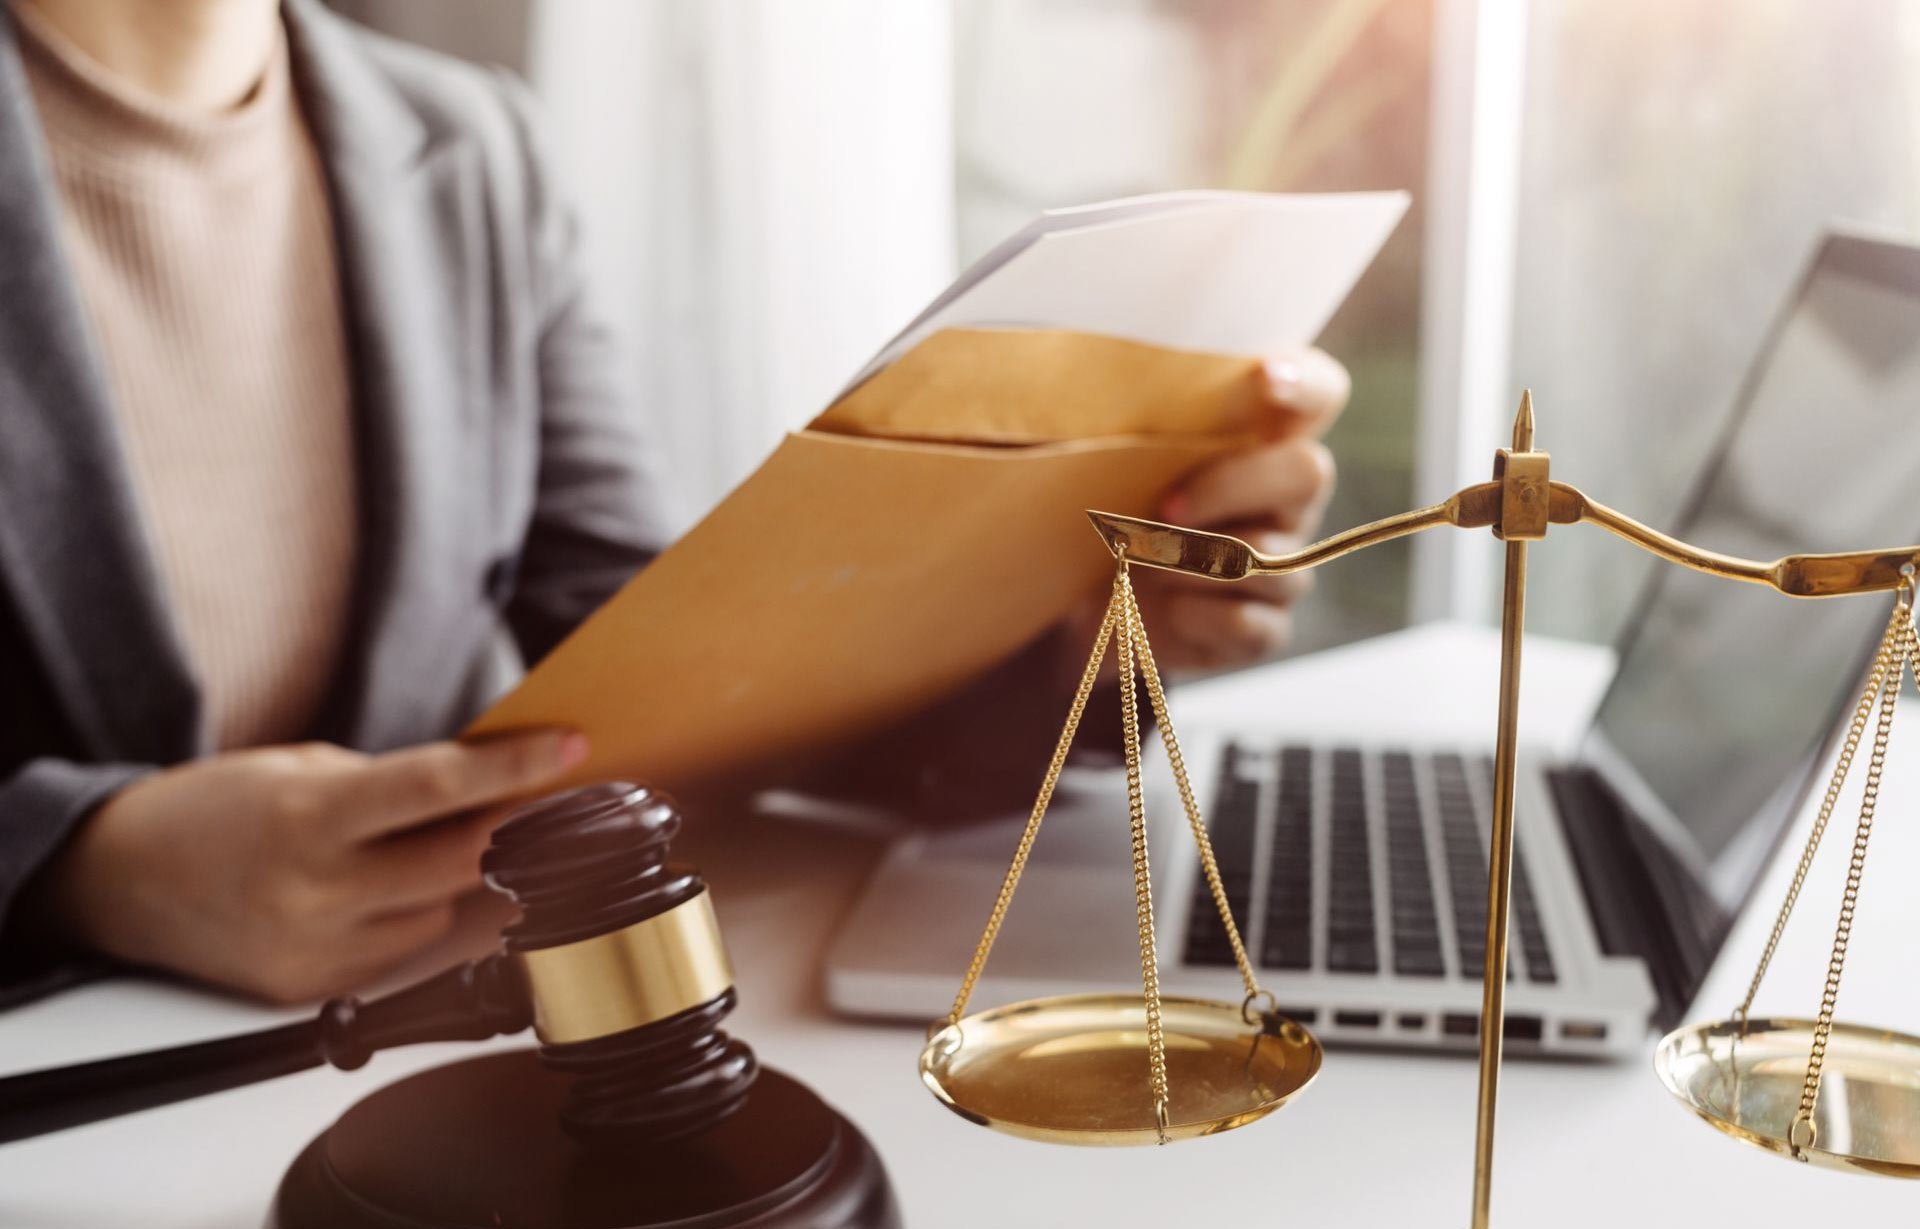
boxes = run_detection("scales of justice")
[919,392,1920,1225]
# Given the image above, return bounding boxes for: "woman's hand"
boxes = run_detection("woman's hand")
[1126,345,1351,672]
[32,730,586,1003]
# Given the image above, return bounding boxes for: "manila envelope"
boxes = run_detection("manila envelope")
[467,327,1268,791]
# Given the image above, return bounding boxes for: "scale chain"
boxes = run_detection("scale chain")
[1122,580,1265,1005]
[940,588,1121,1029]
[1114,561,1173,1141]
[1766,576,1920,1152]
[1734,587,1916,1035]
[1791,595,1916,1154]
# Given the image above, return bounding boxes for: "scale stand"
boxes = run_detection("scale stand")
[919,393,1920,1225]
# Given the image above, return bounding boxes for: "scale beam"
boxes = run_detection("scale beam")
[1089,487,1920,600]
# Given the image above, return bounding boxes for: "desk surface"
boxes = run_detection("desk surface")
[2,622,1914,1227]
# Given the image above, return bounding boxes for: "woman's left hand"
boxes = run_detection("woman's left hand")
[1131,345,1351,673]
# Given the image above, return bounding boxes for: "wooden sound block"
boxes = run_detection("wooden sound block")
[271,1049,899,1228]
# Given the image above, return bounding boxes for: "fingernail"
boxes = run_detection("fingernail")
[1264,358,1303,405]
[1239,603,1292,649]
[1161,491,1190,522]
[559,732,590,769]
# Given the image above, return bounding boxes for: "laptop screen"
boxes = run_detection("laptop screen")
[1581,231,1920,991]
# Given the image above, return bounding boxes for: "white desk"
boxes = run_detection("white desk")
[2,623,1915,1226]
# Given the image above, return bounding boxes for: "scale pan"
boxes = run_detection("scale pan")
[1656,1016,1920,1177]
[919,992,1320,1146]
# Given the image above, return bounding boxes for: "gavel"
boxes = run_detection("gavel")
[0,782,897,1229]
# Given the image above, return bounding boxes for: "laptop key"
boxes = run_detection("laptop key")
[1432,757,1490,977]
[1260,938,1313,970]
[1326,940,1379,973]
[1397,951,1447,977]
[1383,751,1442,977]
[1258,745,1315,972]
[1183,748,1262,968]
[1326,750,1378,974]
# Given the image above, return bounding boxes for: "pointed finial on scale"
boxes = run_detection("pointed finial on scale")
[1513,389,1536,451]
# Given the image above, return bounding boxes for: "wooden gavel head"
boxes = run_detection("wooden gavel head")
[480,782,758,1147]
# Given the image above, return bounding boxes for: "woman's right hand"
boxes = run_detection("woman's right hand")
[31,730,587,1003]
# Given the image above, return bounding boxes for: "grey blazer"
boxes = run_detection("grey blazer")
[0,0,674,950]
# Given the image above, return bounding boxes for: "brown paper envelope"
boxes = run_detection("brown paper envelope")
[469,329,1262,792]
[469,429,1232,790]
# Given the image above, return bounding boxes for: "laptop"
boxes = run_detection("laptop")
[824,229,1920,1057]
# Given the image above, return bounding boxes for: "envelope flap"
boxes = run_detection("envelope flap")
[811,328,1266,445]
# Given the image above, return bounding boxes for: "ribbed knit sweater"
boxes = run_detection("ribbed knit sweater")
[14,2,357,751]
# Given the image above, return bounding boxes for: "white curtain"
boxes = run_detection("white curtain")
[524,1,958,528]
[331,0,959,528]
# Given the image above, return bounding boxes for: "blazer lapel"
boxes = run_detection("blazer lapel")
[0,11,201,764]
[286,0,491,752]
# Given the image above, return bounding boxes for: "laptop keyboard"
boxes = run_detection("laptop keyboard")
[1184,742,1557,984]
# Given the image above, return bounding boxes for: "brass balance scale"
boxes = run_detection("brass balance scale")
[919,394,1920,1224]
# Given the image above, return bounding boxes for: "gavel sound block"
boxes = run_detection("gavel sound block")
[0,783,898,1229]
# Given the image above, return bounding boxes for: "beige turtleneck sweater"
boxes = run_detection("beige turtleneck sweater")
[14,3,358,751]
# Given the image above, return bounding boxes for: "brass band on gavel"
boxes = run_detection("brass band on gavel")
[518,889,736,1045]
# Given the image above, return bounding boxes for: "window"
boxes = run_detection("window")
[1511,0,1920,641]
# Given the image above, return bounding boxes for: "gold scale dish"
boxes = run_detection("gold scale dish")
[921,993,1320,1146]
[1657,1016,1920,1176]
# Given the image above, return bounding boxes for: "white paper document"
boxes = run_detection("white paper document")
[846,189,1409,391]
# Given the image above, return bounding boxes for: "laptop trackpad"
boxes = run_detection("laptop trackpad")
[830,766,1168,993]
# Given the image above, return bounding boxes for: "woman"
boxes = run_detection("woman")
[0,0,1350,1004]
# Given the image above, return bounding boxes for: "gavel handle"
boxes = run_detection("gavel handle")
[0,954,531,1145]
